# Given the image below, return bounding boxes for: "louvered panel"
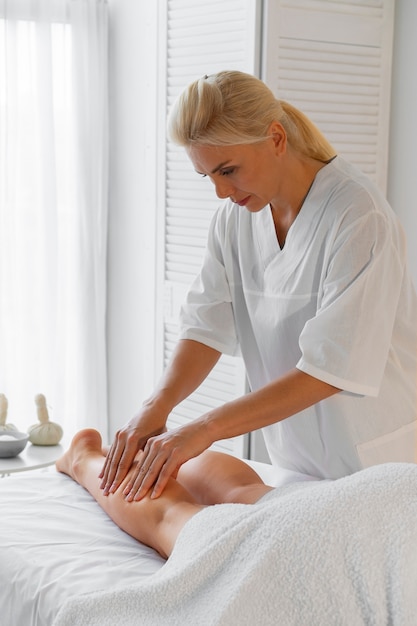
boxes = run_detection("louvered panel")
[275,38,384,178]
[280,0,384,15]
[166,142,218,282]
[263,0,395,190]
[167,27,248,49]
[165,69,222,281]
[166,195,216,209]
[166,196,216,212]
[167,181,215,198]
[276,39,382,68]
[165,248,207,265]
[166,207,214,222]
[164,0,259,287]
[160,1,258,458]
[163,324,243,396]
[164,323,247,457]
[165,228,207,246]
[165,270,199,284]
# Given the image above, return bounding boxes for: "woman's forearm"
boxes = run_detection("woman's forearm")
[200,368,340,445]
[144,338,222,416]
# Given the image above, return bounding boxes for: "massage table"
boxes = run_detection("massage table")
[1,458,416,625]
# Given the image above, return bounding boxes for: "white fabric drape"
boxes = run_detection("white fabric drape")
[0,0,108,437]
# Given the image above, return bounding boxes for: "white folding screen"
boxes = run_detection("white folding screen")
[156,0,395,460]
[262,0,395,192]
[158,0,260,457]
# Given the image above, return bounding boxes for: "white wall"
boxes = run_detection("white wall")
[106,0,417,437]
[387,0,417,288]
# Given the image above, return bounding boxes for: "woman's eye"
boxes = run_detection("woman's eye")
[220,168,234,176]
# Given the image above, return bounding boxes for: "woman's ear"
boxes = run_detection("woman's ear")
[269,121,286,154]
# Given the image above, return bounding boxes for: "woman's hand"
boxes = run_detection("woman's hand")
[122,421,212,501]
[99,406,168,495]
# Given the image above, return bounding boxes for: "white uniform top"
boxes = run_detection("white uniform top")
[179,156,417,479]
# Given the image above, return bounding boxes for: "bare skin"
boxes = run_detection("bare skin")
[57,429,273,559]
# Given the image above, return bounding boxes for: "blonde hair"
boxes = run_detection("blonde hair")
[168,70,335,162]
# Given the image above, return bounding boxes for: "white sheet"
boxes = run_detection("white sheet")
[0,459,291,626]
[0,470,165,626]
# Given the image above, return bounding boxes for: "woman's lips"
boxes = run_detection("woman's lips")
[235,196,251,207]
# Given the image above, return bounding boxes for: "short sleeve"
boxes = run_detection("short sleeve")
[297,209,406,396]
[179,210,239,356]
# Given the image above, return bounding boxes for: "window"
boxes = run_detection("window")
[0,0,108,436]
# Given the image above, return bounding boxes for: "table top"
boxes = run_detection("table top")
[0,441,66,475]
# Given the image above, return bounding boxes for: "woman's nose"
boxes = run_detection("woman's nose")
[214,178,235,199]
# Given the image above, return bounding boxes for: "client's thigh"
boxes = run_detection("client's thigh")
[178,450,272,505]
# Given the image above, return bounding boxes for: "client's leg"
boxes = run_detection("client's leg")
[178,450,274,505]
[56,429,203,559]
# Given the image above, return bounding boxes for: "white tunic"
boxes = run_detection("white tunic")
[180,156,417,479]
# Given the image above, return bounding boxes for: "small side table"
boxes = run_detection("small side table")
[0,442,66,477]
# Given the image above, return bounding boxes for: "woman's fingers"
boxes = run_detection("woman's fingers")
[99,440,117,486]
[99,434,138,494]
[100,421,210,502]
[150,459,181,499]
[122,425,209,501]
[123,437,180,501]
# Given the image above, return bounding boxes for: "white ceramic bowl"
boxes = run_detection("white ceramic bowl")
[0,431,29,458]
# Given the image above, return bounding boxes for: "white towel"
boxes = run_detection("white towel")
[54,463,417,626]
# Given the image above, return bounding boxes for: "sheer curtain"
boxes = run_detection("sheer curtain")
[0,0,108,437]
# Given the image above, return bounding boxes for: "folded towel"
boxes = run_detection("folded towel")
[54,463,417,626]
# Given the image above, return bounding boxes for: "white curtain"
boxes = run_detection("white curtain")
[0,0,108,437]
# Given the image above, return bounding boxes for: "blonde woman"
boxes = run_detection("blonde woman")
[100,70,417,504]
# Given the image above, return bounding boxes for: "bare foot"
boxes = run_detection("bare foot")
[56,428,103,480]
